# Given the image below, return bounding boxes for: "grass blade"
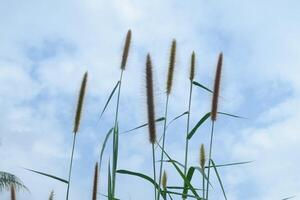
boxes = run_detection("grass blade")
[117,170,166,199]
[205,161,253,168]
[99,128,114,168]
[98,81,120,120]
[192,81,213,93]
[211,159,227,200]
[218,112,245,119]
[121,117,165,134]
[24,168,68,184]
[188,112,211,140]
[167,111,189,128]
[281,196,296,200]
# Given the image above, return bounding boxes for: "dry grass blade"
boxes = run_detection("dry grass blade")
[120,30,132,70]
[166,39,176,95]
[146,54,157,144]
[73,72,88,134]
[92,162,99,200]
[211,53,223,121]
[162,170,167,190]
[190,51,196,81]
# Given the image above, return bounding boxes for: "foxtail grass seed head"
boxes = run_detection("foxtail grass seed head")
[146,54,157,144]
[189,51,196,81]
[120,30,132,70]
[200,144,206,169]
[92,162,99,200]
[73,72,88,134]
[48,190,54,200]
[166,39,176,95]
[11,185,16,200]
[162,170,167,190]
[211,53,223,121]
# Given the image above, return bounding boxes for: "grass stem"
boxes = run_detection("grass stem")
[205,121,215,200]
[66,133,77,200]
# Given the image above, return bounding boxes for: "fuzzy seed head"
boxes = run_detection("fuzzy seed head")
[92,162,99,200]
[200,144,206,169]
[146,54,157,144]
[162,170,167,190]
[11,185,16,200]
[166,39,176,95]
[73,72,88,134]
[189,51,196,80]
[211,53,223,121]
[120,30,132,70]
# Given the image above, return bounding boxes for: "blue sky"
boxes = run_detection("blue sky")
[0,0,300,199]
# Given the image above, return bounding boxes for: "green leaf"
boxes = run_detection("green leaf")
[193,81,213,93]
[24,168,68,184]
[121,117,165,134]
[218,112,245,119]
[167,186,202,191]
[98,81,120,120]
[166,190,199,199]
[112,124,119,195]
[211,159,227,200]
[99,128,114,169]
[156,143,202,200]
[167,111,189,128]
[182,167,196,199]
[108,160,112,199]
[188,112,211,140]
[117,170,166,199]
[205,161,253,169]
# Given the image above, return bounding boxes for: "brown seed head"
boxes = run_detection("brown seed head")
[166,39,176,95]
[10,185,16,200]
[211,53,223,121]
[146,54,157,144]
[92,162,99,200]
[73,72,88,134]
[162,170,167,190]
[120,30,132,70]
[189,51,196,81]
[200,144,206,169]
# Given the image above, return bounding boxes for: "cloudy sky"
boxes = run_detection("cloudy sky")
[0,0,300,199]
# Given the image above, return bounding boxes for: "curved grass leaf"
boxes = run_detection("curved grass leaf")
[167,111,189,128]
[281,196,296,200]
[193,81,213,93]
[108,160,112,199]
[117,170,166,200]
[166,190,199,199]
[188,112,211,140]
[24,168,68,184]
[98,81,120,121]
[182,167,196,199]
[218,112,245,119]
[99,128,114,168]
[121,117,165,134]
[211,159,227,200]
[156,143,202,200]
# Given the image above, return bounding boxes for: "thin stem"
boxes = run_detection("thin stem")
[152,143,157,200]
[205,121,215,200]
[202,169,205,199]
[184,80,193,175]
[157,95,170,200]
[66,133,77,200]
[112,70,124,198]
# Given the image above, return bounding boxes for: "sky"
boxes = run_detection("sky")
[0,0,300,199]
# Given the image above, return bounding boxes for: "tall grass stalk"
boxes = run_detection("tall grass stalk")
[66,72,88,200]
[92,162,99,200]
[184,52,196,176]
[206,53,223,200]
[111,30,132,199]
[146,54,158,200]
[157,39,176,200]
[200,144,206,199]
